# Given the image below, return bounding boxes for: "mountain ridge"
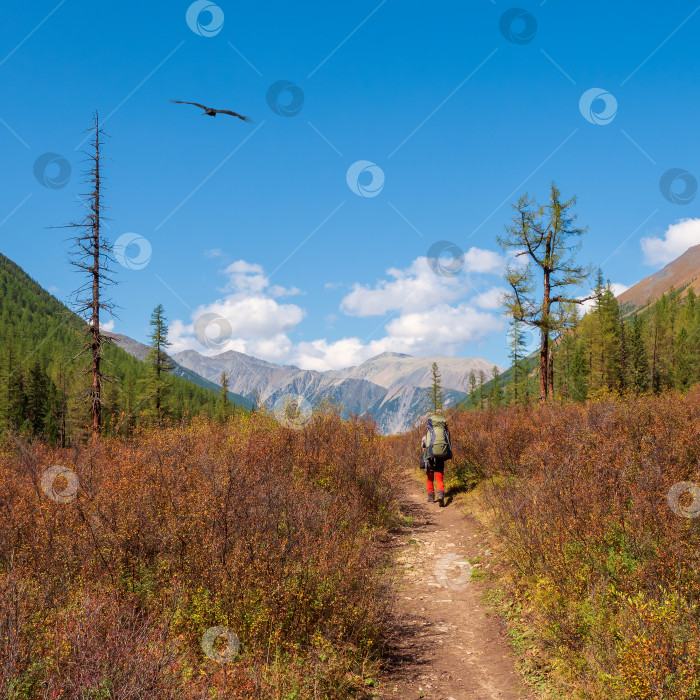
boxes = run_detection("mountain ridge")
[104,333,252,409]
[166,346,499,434]
[617,244,700,314]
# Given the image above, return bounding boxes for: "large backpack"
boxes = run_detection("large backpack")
[425,415,453,461]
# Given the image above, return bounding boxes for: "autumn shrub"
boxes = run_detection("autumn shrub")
[390,391,700,698]
[0,406,400,699]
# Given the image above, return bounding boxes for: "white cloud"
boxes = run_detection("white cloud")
[383,304,503,352]
[291,338,378,371]
[473,286,508,310]
[463,247,505,274]
[269,284,302,298]
[610,282,629,297]
[217,260,300,297]
[220,260,268,294]
[88,318,115,332]
[641,218,700,266]
[579,282,629,314]
[169,260,305,358]
[341,259,462,316]
[340,247,503,318]
[168,253,507,369]
[289,304,503,371]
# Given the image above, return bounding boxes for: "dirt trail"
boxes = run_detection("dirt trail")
[376,469,533,700]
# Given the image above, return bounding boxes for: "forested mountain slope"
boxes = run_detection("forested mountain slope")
[0,252,243,442]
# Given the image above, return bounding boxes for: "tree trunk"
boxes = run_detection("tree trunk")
[652,321,658,392]
[539,263,552,402]
[91,123,101,437]
[539,335,548,403]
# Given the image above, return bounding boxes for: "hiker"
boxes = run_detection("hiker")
[421,414,453,506]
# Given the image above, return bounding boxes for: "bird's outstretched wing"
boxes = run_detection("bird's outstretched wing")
[215,109,253,122]
[171,100,209,110]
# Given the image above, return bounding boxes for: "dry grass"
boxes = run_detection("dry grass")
[0,407,401,699]
[388,391,700,699]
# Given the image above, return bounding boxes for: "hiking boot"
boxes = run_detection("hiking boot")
[427,492,435,503]
[436,491,445,506]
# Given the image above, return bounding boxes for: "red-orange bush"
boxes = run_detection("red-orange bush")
[0,407,400,699]
[390,391,700,699]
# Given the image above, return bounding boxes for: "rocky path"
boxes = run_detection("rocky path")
[375,469,534,700]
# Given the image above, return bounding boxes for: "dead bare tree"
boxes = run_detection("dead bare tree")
[65,112,117,437]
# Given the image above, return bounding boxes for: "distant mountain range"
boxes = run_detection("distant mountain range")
[104,333,252,409]
[617,243,700,314]
[109,336,498,434]
[175,349,499,434]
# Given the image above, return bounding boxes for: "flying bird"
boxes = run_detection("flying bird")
[170,100,252,122]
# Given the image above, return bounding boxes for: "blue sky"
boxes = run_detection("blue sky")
[2,0,700,371]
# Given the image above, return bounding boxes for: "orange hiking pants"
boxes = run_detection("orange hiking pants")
[426,469,444,494]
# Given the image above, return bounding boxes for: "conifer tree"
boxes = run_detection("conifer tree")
[498,183,594,402]
[507,319,527,404]
[219,370,230,419]
[568,339,588,402]
[478,369,486,410]
[467,370,477,409]
[427,362,444,413]
[490,365,503,408]
[145,304,174,418]
[26,357,49,435]
[0,331,25,428]
[629,313,650,393]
